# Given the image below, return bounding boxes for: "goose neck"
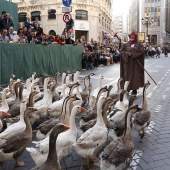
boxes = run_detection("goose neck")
[24,111,32,138]
[96,102,105,125]
[142,89,148,109]
[69,108,78,133]
[43,79,49,98]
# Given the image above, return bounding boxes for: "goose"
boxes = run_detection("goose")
[100,105,141,170]
[22,77,32,100]
[32,83,59,124]
[133,81,151,139]
[59,95,80,126]
[47,84,68,117]
[0,100,27,138]
[7,81,21,108]
[0,88,11,112]
[8,83,25,118]
[0,111,10,132]
[79,86,108,127]
[27,105,87,166]
[31,72,36,86]
[31,123,70,170]
[111,95,137,137]
[87,73,95,95]
[34,77,52,107]
[73,96,107,169]
[81,75,91,106]
[123,81,130,109]
[36,95,79,140]
[5,79,15,99]
[0,107,37,168]
[38,73,48,91]
[109,77,124,102]
[78,97,114,136]
[56,72,67,93]
[89,75,104,109]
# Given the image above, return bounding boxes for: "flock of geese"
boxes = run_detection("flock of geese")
[0,71,151,170]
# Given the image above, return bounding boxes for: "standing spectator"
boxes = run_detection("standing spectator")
[164,44,169,57]
[7,26,16,41]
[5,13,14,29]
[65,31,75,44]
[120,31,144,95]
[155,45,161,58]
[26,27,32,43]
[0,28,10,43]
[62,28,68,38]
[0,11,7,31]
[34,23,43,36]
[24,17,33,30]
[33,17,40,27]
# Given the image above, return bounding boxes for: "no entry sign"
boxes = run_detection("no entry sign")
[63,12,72,23]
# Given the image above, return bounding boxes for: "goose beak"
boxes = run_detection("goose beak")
[64,125,70,130]
[2,111,10,117]
[55,83,59,87]
[137,106,142,112]
[80,107,88,112]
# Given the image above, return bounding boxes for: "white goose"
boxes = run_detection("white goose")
[27,105,87,166]
[0,100,26,137]
[34,77,52,107]
[73,96,107,169]
[0,88,11,112]
[89,74,104,109]
[22,78,32,100]
[47,84,68,117]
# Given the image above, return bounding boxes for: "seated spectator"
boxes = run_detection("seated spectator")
[41,34,51,45]
[7,26,16,41]
[13,28,28,43]
[54,35,63,44]
[48,35,56,44]
[65,32,75,44]
[0,28,10,43]
[85,51,94,70]
[60,35,66,45]
[30,30,41,44]
[26,27,32,43]
[24,17,33,30]
[23,26,28,36]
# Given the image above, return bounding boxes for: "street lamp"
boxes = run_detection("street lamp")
[141,13,154,42]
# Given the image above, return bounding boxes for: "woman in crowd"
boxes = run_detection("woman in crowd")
[13,28,28,43]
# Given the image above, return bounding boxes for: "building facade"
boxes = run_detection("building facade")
[11,0,113,42]
[165,0,170,43]
[140,0,166,45]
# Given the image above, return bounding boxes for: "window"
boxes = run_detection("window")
[151,7,154,12]
[154,7,157,12]
[48,9,56,20]
[18,12,27,22]
[75,10,88,20]
[31,11,41,21]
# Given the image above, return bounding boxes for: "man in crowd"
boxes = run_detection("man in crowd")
[0,12,14,31]
[65,31,75,44]
[24,17,33,30]
[30,30,41,44]
[7,26,16,41]
[0,28,10,43]
[120,31,144,95]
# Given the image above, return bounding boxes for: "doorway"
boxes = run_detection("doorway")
[75,30,88,42]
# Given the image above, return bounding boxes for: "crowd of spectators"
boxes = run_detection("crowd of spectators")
[80,37,121,70]
[0,11,121,70]
[0,11,75,45]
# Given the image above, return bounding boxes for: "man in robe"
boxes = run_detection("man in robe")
[120,31,144,95]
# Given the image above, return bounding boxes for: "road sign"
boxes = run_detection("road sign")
[63,12,72,23]
[62,0,72,7]
[62,6,72,13]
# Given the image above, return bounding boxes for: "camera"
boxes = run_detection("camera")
[3,14,7,18]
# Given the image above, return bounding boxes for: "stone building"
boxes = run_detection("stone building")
[11,0,113,41]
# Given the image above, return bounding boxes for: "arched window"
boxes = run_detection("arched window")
[49,30,56,36]
[31,11,41,21]
[75,10,88,20]
[18,12,27,22]
[48,9,56,19]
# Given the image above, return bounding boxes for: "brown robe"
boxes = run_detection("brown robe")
[120,41,144,91]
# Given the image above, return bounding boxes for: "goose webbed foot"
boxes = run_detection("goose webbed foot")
[15,161,25,167]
